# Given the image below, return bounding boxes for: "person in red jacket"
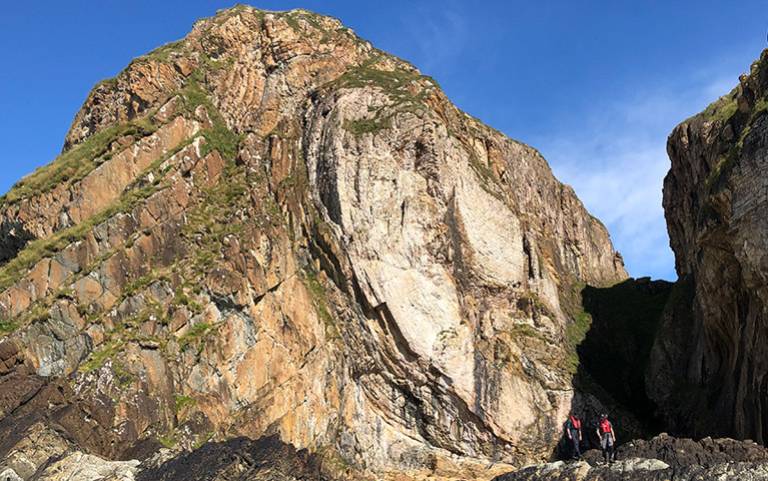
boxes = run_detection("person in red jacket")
[564,413,583,459]
[596,413,617,463]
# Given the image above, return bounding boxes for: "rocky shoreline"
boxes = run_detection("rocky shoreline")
[496,434,768,480]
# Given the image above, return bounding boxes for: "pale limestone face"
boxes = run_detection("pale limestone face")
[302,77,625,470]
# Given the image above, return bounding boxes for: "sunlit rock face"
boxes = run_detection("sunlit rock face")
[0,6,626,480]
[650,49,768,443]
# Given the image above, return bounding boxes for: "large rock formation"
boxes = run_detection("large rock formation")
[0,6,626,480]
[649,49,768,443]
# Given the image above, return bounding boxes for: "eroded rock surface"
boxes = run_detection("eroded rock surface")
[0,6,626,480]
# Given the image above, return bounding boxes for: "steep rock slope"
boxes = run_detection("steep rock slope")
[0,6,626,479]
[650,49,768,442]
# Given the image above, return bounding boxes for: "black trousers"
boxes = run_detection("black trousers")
[569,432,581,458]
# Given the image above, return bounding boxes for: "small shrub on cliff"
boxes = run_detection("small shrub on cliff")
[0,320,17,334]
[179,322,213,350]
[174,394,197,414]
[112,361,135,388]
[158,433,177,449]
[80,340,124,373]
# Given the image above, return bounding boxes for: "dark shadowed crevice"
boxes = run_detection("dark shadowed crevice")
[0,220,36,266]
[569,277,672,447]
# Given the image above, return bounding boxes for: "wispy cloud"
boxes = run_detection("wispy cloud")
[534,69,742,281]
[399,1,468,75]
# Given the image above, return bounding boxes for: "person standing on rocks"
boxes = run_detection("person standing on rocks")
[564,413,583,459]
[597,413,617,463]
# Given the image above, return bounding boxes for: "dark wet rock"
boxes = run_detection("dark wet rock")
[494,460,768,481]
[136,436,328,481]
[609,433,768,468]
[497,434,768,481]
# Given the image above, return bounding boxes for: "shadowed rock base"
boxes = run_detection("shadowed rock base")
[494,461,768,481]
[136,436,328,481]
[495,434,768,481]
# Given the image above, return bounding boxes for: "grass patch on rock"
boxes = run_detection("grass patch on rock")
[0,119,158,208]
[174,394,197,414]
[701,92,739,124]
[0,320,18,334]
[705,94,768,192]
[80,340,124,373]
[564,310,592,374]
[180,72,241,161]
[158,433,177,449]
[343,117,392,136]
[144,39,185,63]
[303,268,337,339]
[0,167,168,293]
[0,116,201,297]
[179,322,213,350]
[332,56,437,137]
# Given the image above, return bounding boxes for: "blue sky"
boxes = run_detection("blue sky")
[1,1,766,280]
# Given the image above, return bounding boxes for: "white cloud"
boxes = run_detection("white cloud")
[534,72,743,281]
[543,133,673,279]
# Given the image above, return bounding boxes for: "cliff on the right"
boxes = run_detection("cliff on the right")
[650,48,768,443]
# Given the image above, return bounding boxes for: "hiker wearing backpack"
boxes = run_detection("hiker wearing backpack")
[596,413,617,463]
[564,413,583,459]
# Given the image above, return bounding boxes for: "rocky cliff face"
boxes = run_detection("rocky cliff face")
[0,6,626,480]
[649,49,768,443]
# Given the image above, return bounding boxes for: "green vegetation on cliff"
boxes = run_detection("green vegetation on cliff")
[565,310,593,374]
[0,119,157,208]
[698,52,768,192]
[335,56,437,136]
[0,136,188,295]
[700,92,739,124]
[180,73,241,160]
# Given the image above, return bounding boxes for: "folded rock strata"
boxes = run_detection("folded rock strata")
[0,6,626,479]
